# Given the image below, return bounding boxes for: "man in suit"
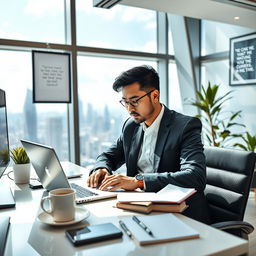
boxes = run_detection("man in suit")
[87,65,210,223]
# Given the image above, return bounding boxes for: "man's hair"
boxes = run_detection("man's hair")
[112,65,160,92]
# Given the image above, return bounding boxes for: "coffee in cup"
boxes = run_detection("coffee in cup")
[40,188,76,222]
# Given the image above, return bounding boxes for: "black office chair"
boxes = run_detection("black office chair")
[204,146,256,240]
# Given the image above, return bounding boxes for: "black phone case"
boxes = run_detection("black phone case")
[29,181,43,189]
[65,223,123,246]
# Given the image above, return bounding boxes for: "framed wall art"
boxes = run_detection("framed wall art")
[32,51,71,103]
[229,32,256,86]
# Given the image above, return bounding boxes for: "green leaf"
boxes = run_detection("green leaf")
[220,130,231,139]
[229,110,242,121]
[191,102,209,113]
[227,122,245,128]
[233,143,248,151]
[10,147,30,164]
[196,91,205,102]
[210,84,219,103]
[214,91,233,106]
[205,134,213,145]
[210,104,222,116]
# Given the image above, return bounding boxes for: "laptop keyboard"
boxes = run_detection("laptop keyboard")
[70,183,99,198]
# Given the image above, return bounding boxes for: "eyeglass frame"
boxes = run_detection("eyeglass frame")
[119,89,155,108]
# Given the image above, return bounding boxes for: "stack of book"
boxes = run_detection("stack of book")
[116,184,196,214]
[116,200,187,214]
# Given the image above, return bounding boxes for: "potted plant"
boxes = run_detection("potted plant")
[10,146,31,184]
[189,82,244,147]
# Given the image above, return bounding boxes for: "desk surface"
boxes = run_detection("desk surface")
[0,164,248,256]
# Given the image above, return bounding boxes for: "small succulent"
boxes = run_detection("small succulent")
[10,147,30,164]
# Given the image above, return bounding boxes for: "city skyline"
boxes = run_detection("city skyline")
[7,90,127,167]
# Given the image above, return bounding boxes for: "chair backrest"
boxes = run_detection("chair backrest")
[204,146,256,224]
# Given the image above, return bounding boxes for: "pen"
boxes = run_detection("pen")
[132,216,154,237]
[119,220,133,239]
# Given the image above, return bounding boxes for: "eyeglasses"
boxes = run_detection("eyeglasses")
[119,89,154,108]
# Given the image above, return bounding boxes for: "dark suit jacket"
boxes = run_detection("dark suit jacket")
[92,106,210,223]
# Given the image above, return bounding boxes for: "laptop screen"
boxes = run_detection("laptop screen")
[21,140,70,191]
[0,89,10,179]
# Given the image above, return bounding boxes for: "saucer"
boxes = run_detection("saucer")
[37,207,90,226]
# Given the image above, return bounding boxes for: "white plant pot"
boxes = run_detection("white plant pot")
[13,163,31,184]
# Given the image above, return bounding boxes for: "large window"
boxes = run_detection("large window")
[0,0,65,43]
[0,50,69,160]
[76,0,157,53]
[77,56,157,166]
[0,1,172,164]
[201,20,255,56]
[168,62,181,112]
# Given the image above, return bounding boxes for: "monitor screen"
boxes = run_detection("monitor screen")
[0,89,10,178]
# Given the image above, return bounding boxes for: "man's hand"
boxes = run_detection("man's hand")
[87,168,110,188]
[99,174,138,192]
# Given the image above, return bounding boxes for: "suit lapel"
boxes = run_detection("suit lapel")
[153,108,174,172]
[127,125,144,176]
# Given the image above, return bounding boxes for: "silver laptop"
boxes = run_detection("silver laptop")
[20,140,117,204]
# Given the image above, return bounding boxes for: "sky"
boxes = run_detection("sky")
[0,0,160,113]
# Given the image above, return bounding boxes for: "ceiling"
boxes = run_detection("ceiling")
[121,0,256,29]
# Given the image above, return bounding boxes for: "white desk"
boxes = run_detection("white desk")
[0,164,248,256]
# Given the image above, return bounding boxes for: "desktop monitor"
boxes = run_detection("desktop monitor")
[0,89,15,208]
[0,89,10,178]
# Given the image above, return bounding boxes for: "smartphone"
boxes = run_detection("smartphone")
[29,180,43,189]
[65,223,123,246]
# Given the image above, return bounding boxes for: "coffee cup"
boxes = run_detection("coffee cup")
[40,188,76,222]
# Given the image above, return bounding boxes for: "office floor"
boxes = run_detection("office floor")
[245,191,256,256]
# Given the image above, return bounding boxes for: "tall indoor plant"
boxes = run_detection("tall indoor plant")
[189,82,244,147]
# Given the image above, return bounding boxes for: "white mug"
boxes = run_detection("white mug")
[40,188,76,222]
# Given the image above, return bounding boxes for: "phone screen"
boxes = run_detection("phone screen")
[66,223,123,246]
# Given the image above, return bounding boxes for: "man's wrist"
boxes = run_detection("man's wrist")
[135,174,145,189]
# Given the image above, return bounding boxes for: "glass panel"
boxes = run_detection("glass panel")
[0,0,65,43]
[168,62,181,112]
[201,60,256,138]
[201,20,255,55]
[0,50,69,160]
[77,56,157,167]
[76,0,157,53]
[168,22,174,55]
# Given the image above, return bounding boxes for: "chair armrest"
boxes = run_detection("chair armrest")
[212,221,254,235]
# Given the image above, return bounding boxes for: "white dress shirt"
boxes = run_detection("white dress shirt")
[137,104,165,173]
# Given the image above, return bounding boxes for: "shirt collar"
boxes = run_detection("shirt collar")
[142,104,164,132]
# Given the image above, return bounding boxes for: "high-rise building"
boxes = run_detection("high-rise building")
[45,115,63,158]
[24,89,38,142]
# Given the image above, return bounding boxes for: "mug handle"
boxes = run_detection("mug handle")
[40,196,53,215]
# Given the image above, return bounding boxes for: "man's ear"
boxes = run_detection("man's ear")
[152,90,160,103]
